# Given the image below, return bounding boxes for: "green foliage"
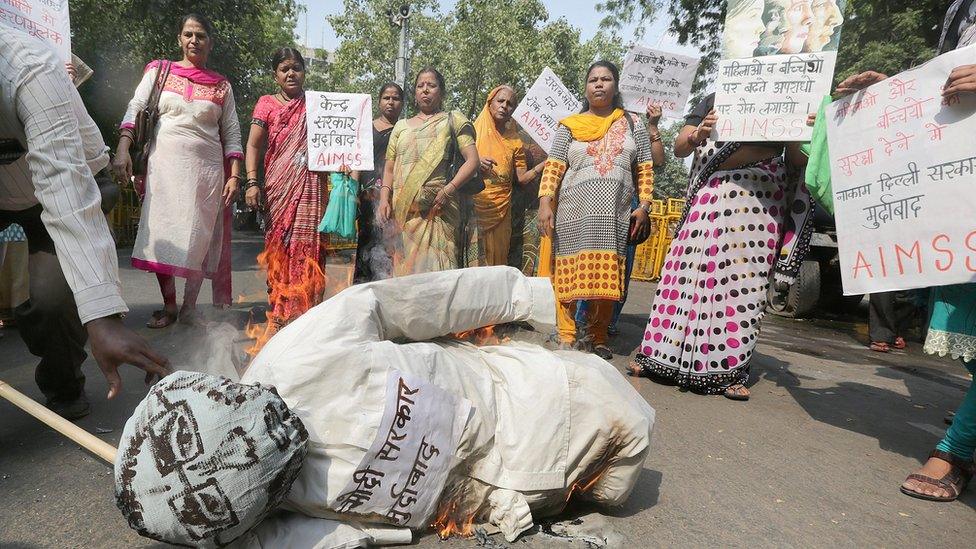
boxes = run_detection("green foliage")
[325,0,626,118]
[70,0,299,144]
[653,122,690,199]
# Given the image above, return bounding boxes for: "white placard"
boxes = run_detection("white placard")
[827,44,976,295]
[306,91,373,171]
[713,52,836,142]
[330,370,471,528]
[619,46,699,118]
[0,0,72,61]
[513,67,581,153]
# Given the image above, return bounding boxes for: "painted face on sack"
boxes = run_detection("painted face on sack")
[179,18,212,66]
[275,58,306,98]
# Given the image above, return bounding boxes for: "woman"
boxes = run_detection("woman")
[377,67,481,275]
[628,93,812,401]
[243,47,331,326]
[837,1,976,502]
[355,82,404,282]
[537,61,655,360]
[473,85,543,266]
[509,135,547,275]
[722,0,767,59]
[114,13,242,327]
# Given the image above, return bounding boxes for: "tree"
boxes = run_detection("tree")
[653,122,690,199]
[70,0,300,144]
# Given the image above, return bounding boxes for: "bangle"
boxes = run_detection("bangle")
[245,179,260,190]
[686,132,702,148]
[650,133,662,143]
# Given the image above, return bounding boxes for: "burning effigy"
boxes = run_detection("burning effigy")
[113,266,655,547]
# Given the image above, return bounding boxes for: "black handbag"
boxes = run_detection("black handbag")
[131,61,171,177]
[446,112,485,195]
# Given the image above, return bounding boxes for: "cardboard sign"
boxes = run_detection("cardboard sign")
[513,67,581,153]
[827,44,976,294]
[620,45,699,117]
[0,0,72,61]
[330,370,471,528]
[306,91,373,171]
[714,0,849,141]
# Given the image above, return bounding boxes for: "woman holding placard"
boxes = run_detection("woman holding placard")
[114,13,242,328]
[377,67,482,275]
[473,85,544,266]
[536,61,656,360]
[244,47,336,326]
[627,92,813,401]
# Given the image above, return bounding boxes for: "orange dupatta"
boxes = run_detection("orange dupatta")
[473,85,524,231]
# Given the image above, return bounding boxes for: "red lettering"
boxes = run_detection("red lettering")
[718,119,734,139]
[966,230,976,272]
[770,117,788,138]
[932,234,954,272]
[852,251,874,279]
[788,117,806,139]
[749,118,769,138]
[894,241,922,275]
[877,246,887,276]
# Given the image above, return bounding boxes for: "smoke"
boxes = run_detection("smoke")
[172,321,247,382]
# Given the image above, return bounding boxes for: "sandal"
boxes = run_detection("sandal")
[900,450,974,502]
[146,309,178,329]
[893,337,907,350]
[593,345,613,360]
[870,341,890,353]
[724,384,750,401]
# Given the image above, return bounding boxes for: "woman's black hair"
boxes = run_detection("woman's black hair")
[378,82,404,98]
[271,47,306,71]
[413,66,446,108]
[179,13,214,37]
[580,60,624,112]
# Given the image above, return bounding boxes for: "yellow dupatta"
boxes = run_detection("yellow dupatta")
[392,112,454,225]
[560,108,624,142]
[473,85,523,231]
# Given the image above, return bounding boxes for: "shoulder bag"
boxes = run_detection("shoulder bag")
[131,61,172,177]
[446,111,485,195]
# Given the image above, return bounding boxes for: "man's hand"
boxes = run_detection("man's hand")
[943,64,976,100]
[86,316,170,399]
[835,71,888,97]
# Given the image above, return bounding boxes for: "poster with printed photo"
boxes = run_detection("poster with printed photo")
[714,0,848,141]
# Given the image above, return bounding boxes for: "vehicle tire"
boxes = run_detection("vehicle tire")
[767,259,820,318]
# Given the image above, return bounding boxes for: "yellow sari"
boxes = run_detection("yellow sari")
[473,86,526,266]
[387,111,478,275]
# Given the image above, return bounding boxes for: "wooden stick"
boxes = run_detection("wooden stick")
[0,380,117,465]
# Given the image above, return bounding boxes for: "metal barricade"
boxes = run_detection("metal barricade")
[632,198,685,282]
[109,181,142,247]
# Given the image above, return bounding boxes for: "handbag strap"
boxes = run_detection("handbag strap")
[446,111,459,179]
[147,61,172,112]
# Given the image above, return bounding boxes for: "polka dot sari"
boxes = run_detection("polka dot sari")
[632,141,793,393]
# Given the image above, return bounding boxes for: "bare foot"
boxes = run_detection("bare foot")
[901,457,954,499]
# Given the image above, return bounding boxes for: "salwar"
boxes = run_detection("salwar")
[936,360,976,460]
[557,299,613,345]
[869,291,914,344]
[480,210,512,267]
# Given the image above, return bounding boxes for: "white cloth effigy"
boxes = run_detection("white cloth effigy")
[238,266,656,544]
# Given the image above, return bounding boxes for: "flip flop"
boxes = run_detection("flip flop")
[900,450,974,502]
[893,337,907,350]
[870,341,890,353]
[724,384,750,401]
[146,309,177,329]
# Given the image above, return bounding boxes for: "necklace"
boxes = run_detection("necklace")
[277,91,294,104]
[416,111,439,121]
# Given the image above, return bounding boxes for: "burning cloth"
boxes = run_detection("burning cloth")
[116,266,655,546]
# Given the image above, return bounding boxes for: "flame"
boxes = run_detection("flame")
[451,325,509,346]
[431,500,476,540]
[565,457,613,503]
[244,244,328,357]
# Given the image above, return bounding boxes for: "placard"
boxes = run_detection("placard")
[306,91,373,171]
[619,45,699,117]
[513,67,581,153]
[330,370,471,528]
[714,0,849,141]
[0,0,72,61]
[826,44,976,295]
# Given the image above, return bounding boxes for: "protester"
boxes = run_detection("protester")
[508,135,546,275]
[628,92,813,401]
[868,291,913,353]
[244,47,332,326]
[113,13,243,328]
[835,0,976,501]
[354,82,404,282]
[577,102,667,338]
[0,27,169,417]
[473,85,542,266]
[537,61,655,360]
[377,67,481,275]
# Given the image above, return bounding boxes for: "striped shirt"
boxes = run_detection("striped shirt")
[0,27,126,323]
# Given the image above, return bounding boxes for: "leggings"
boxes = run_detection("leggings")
[937,359,976,460]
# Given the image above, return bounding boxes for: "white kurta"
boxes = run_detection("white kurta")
[239,266,655,543]
[121,65,242,277]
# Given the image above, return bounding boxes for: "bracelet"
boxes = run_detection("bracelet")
[229,174,243,182]
[244,179,261,190]
[650,133,662,143]
[686,132,703,148]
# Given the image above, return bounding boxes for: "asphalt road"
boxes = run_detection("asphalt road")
[0,233,973,548]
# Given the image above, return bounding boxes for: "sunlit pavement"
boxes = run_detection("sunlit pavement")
[0,233,973,548]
